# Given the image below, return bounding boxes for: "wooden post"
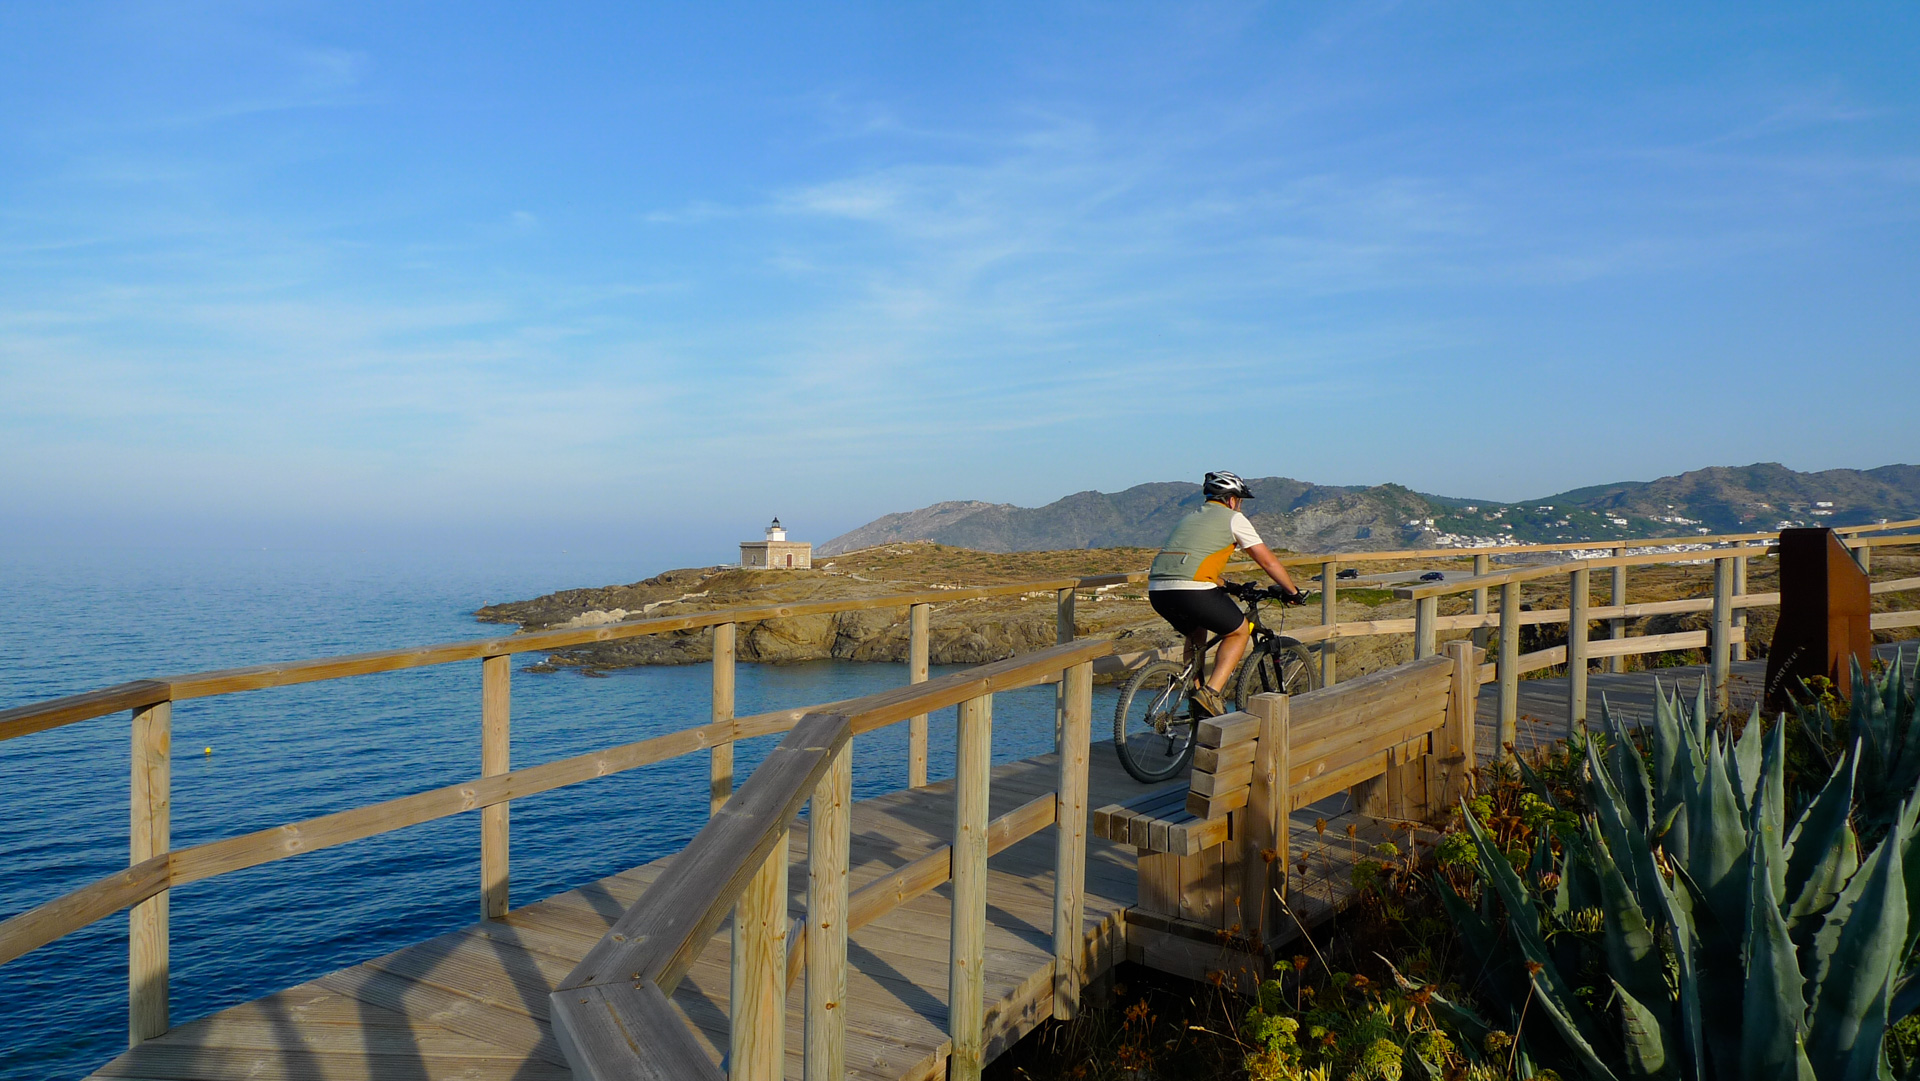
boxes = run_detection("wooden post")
[1471,553,1491,651]
[1241,692,1290,947]
[129,700,171,1046]
[1711,557,1733,717]
[711,623,736,814]
[1441,642,1479,806]
[1052,661,1092,1021]
[1055,587,1075,743]
[1320,561,1338,686]
[1497,580,1520,759]
[1732,555,1749,662]
[730,832,789,1081]
[949,693,992,1081]
[481,654,511,919]
[1856,544,1872,574]
[804,740,851,1081]
[908,603,930,789]
[1414,595,1438,660]
[1567,568,1589,731]
[1609,549,1629,674]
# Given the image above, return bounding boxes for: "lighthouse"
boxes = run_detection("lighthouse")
[739,517,813,569]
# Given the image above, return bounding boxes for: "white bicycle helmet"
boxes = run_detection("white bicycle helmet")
[1203,470,1254,501]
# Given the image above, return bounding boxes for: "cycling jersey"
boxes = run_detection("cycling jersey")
[1147,500,1265,591]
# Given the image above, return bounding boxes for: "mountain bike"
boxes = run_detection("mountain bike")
[1113,580,1321,783]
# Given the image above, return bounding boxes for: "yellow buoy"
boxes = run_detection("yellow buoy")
[205,747,213,755]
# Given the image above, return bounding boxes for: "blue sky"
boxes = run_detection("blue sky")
[2,2,1916,563]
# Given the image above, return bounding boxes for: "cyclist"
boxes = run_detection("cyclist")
[1147,471,1307,717]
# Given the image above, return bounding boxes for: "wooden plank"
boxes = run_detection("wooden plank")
[0,679,169,744]
[560,711,850,993]
[1610,554,1629,675]
[156,583,1112,702]
[129,700,171,1046]
[1184,786,1249,820]
[1193,740,1256,774]
[1189,762,1253,799]
[1165,813,1230,856]
[552,981,723,1081]
[1321,561,1339,686]
[950,693,992,1081]
[1871,577,1920,595]
[1585,629,1718,658]
[1053,660,1092,1021]
[1873,610,1920,630]
[0,855,170,970]
[1394,544,1773,601]
[1196,712,1259,748]
[1287,655,1452,735]
[710,622,736,814]
[167,720,735,887]
[1288,681,1452,761]
[1711,557,1733,715]
[806,740,851,1081]
[1289,688,1450,771]
[481,655,510,919]
[1438,643,1478,809]
[1498,580,1520,758]
[1567,567,1589,730]
[908,603,930,789]
[1242,693,1288,942]
[730,832,788,1081]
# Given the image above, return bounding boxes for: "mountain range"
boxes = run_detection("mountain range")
[818,463,1920,556]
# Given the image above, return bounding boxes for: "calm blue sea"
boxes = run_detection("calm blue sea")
[0,547,1120,1080]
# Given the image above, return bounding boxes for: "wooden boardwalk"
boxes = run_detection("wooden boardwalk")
[92,744,1146,1081]
[86,648,1920,1081]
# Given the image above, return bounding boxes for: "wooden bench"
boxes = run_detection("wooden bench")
[1093,643,1482,982]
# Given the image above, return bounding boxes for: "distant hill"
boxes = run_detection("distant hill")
[819,462,1920,555]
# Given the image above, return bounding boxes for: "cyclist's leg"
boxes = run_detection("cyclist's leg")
[1208,619,1252,692]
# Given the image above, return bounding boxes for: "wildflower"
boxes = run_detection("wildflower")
[1315,817,1327,835]
[1359,1037,1404,1080]
[1294,955,1309,974]
[1484,1029,1513,1054]
[1524,960,1545,976]
[1538,871,1562,891]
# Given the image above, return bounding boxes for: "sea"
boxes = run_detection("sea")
[0,546,1122,1080]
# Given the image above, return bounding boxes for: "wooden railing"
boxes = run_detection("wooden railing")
[549,638,1107,1081]
[0,517,1915,1059]
[0,574,1100,1054]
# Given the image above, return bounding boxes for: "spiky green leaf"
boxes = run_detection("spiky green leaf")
[1806,803,1909,1081]
[1743,760,1810,1079]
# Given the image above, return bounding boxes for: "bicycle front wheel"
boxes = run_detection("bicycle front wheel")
[1233,637,1321,707]
[1113,660,1198,783]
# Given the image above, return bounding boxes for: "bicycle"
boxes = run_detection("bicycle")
[1112,580,1322,783]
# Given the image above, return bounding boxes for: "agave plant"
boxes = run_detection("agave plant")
[1424,679,1920,1081]
[1796,649,1920,836]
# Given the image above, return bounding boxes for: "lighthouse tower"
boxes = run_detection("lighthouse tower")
[739,517,812,569]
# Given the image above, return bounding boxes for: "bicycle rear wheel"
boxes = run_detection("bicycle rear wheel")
[1113,660,1198,783]
[1232,637,1321,707]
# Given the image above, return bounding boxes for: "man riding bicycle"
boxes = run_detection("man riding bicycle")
[1147,471,1307,717]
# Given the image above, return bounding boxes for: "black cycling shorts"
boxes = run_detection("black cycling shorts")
[1149,587,1247,637]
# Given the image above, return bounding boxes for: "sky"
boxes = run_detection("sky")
[2,2,1917,565]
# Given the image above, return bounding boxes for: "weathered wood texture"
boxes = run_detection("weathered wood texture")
[712,622,737,814]
[481,655,510,919]
[129,700,171,1046]
[90,741,1148,1081]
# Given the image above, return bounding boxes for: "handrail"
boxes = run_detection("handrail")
[1389,544,1775,601]
[548,637,1107,1080]
[0,640,1109,971]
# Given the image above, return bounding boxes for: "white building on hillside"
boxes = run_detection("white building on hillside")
[740,517,813,570]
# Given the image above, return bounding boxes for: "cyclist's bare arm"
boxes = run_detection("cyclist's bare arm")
[1244,544,1301,594]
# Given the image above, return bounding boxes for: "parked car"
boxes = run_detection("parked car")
[1336,568,1360,580]
[1419,571,1445,581]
